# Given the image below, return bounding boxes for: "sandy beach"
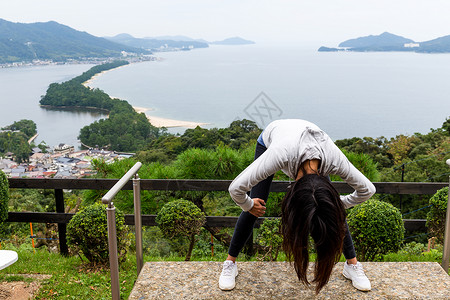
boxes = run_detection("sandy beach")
[133,106,209,128]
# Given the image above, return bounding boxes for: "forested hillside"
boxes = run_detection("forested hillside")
[39,61,162,151]
[0,120,37,163]
[0,19,148,63]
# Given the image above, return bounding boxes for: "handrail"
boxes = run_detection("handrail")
[102,162,142,205]
[101,162,142,300]
[442,159,450,273]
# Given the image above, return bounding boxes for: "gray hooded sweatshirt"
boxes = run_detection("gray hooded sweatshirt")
[228,119,376,211]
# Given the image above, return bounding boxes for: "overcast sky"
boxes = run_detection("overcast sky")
[2,0,450,47]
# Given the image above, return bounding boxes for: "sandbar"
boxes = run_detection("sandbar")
[133,106,209,128]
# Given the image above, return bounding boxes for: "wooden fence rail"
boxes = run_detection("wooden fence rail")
[6,178,448,255]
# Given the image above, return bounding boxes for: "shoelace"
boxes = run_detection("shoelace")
[351,263,366,277]
[222,262,234,276]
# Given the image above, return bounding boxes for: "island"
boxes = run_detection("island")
[318,32,450,53]
[210,37,255,45]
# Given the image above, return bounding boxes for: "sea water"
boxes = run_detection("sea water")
[88,44,450,140]
[0,64,104,148]
[1,45,450,149]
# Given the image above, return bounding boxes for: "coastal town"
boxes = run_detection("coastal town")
[0,143,132,179]
[0,54,156,68]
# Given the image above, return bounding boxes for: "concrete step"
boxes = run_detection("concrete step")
[128,261,450,299]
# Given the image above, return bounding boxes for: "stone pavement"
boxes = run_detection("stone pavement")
[128,261,450,299]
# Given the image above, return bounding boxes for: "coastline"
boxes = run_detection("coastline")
[133,106,209,128]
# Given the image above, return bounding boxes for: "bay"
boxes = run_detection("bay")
[88,45,450,140]
[0,64,106,148]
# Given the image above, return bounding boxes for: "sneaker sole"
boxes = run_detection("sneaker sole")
[219,282,235,291]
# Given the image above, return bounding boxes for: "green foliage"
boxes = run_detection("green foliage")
[442,117,450,135]
[156,200,205,238]
[335,136,391,168]
[397,242,427,256]
[257,218,283,261]
[40,61,129,111]
[67,203,130,265]
[330,149,380,182]
[0,19,148,63]
[156,199,206,260]
[140,119,261,161]
[348,199,404,261]
[1,189,55,241]
[78,109,161,151]
[426,187,449,243]
[173,145,245,180]
[38,61,162,152]
[0,120,34,163]
[1,119,37,138]
[0,170,9,223]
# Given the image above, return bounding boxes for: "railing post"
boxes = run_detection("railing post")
[106,202,120,300]
[55,189,68,256]
[441,159,450,273]
[133,174,143,276]
[101,162,142,300]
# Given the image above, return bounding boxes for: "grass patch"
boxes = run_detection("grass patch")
[0,243,137,300]
[0,274,34,283]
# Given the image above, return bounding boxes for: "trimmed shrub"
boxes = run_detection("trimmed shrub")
[348,199,404,261]
[426,187,449,243]
[257,218,283,261]
[156,199,205,261]
[0,170,9,223]
[67,203,130,265]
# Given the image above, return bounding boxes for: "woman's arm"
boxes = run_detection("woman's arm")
[228,146,288,211]
[339,162,376,209]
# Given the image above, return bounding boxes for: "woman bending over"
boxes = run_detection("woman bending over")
[219,119,376,293]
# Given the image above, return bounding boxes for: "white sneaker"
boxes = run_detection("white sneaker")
[219,260,238,290]
[343,261,371,291]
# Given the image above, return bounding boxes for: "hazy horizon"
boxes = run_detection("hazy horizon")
[2,1,450,47]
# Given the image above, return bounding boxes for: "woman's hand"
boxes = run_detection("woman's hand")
[249,198,266,217]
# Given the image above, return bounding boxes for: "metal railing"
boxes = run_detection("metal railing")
[101,162,142,300]
[442,158,450,273]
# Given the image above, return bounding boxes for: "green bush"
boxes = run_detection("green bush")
[0,170,9,223]
[257,218,283,261]
[348,199,404,261]
[426,187,449,243]
[156,199,205,261]
[67,203,130,265]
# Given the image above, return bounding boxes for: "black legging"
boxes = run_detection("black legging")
[228,142,357,259]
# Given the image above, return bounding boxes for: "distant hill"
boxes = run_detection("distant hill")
[319,32,450,53]
[338,32,414,48]
[0,19,148,63]
[210,37,255,45]
[418,35,450,53]
[104,34,209,50]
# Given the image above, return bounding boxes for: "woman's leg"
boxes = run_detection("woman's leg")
[342,220,371,291]
[342,221,357,260]
[227,142,274,259]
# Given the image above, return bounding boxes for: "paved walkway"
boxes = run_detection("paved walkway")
[128,261,450,299]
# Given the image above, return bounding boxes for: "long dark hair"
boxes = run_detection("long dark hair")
[281,174,346,293]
